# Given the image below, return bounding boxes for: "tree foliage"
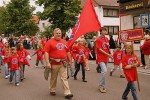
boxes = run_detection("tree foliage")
[4,0,39,36]
[36,0,81,36]
[0,6,9,35]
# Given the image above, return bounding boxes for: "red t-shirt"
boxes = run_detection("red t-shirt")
[2,48,10,64]
[17,48,29,65]
[113,51,122,65]
[34,49,45,60]
[85,47,90,59]
[41,38,47,48]
[8,54,20,71]
[96,36,109,62]
[44,38,68,64]
[0,42,3,56]
[71,46,77,60]
[122,54,140,82]
[73,45,86,63]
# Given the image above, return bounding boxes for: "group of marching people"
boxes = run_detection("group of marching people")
[0,27,150,100]
[0,35,46,86]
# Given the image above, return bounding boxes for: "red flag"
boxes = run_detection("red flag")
[68,0,101,48]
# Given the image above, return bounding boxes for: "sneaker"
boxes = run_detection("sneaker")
[74,76,77,80]
[35,65,38,68]
[99,88,107,93]
[16,83,19,86]
[50,92,56,96]
[5,76,9,79]
[120,75,125,78]
[65,94,73,99]
[82,80,87,82]
[110,71,113,76]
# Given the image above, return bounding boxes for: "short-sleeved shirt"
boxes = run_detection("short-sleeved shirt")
[122,54,140,82]
[113,51,122,65]
[85,47,90,59]
[34,49,45,60]
[2,48,10,64]
[8,54,20,71]
[17,48,29,64]
[44,38,68,64]
[96,36,109,62]
[73,45,86,63]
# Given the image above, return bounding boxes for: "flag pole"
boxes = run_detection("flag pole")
[131,41,140,92]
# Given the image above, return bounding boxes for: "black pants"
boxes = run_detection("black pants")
[74,62,85,80]
[140,50,145,66]
[36,60,44,66]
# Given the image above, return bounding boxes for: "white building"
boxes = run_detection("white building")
[38,19,51,32]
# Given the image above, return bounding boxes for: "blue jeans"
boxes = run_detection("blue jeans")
[4,63,9,76]
[99,62,107,88]
[122,82,138,100]
[9,70,20,84]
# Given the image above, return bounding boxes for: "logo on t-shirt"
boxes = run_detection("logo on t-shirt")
[79,49,84,55]
[38,52,42,56]
[21,52,25,57]
[102,42,108,49]
[117,54,121,60]
[56,43,65,50]
[12,58,18,64]
[128,58,134,65]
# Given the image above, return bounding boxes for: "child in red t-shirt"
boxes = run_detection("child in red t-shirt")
[0,40,3,73]
[84,42,92,71]
[8,47,20,86]
[32,44,45,68]
[122,44,140,100]
[17,43,31,82]
[73,39,87,82]
[2,42,10,79]
[110,45,125,78]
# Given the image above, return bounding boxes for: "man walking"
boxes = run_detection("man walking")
[44,28,73,99]
[96,27,113,93]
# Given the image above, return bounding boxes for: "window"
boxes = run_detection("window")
[103,8,119,17]
[104,26,119,35]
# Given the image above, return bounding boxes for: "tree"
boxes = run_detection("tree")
[6,0,39,36]
[0,6,10,35]
[36,0,81,36]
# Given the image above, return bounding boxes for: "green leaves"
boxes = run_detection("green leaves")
[37,0,81,36]
[0,0,39,36]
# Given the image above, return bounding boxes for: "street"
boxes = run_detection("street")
[0,50,150,100]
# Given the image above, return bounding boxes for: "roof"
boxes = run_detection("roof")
[32,16,39,24]
[81,0,119,7]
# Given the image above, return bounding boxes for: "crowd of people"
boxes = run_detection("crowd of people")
[0,27,150,100]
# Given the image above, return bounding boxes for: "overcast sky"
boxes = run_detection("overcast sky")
[0,0,44,14]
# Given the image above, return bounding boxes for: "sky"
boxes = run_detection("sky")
[0,0,44,14]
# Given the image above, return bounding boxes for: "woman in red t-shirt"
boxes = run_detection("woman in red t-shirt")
[122,44,140,100]
[84,42,91,71]
[17,43,31,82]
[73,39,87,82]
[2,42,10,79]
[0,40,3,72]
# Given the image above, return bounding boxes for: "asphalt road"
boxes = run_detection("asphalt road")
[0,50,150,100]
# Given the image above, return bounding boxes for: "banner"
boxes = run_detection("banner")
[119,28,144,42]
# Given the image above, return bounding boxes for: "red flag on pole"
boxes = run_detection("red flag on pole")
[68,0,101,48]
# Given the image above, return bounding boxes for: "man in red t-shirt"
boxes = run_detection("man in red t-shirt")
[96,27,113,93]
[44,28,73,99]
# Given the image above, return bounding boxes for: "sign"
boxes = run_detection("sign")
[120,0,150,15]
[140,14,150,27]
[119,28,144,42]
